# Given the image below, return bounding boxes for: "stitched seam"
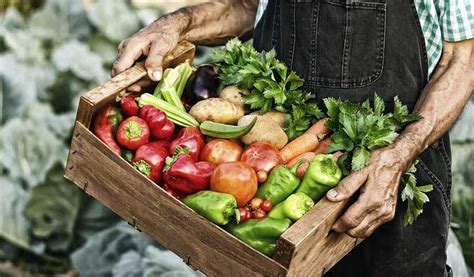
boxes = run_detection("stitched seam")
[289,1,297,69]
[341,5,353,84]
[408,0,429,80]
[311,1,318,77]
[418,160,450,213]
[323,0,385,10]
[306,7,386,88]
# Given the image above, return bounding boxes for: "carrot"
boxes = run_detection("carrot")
[279,118,329,163]
[286,152,316,167]
[314,137,332,154]
[280,134,319,163]
[304,118,330,138]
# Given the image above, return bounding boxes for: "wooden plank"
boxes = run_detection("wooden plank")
[76,41,195,127]
[274,198,360,276]
[65,122,287,277]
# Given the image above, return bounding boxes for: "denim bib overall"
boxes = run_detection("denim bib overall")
[254,0,452,275]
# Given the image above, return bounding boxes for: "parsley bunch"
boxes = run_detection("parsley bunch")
[211,38,322,140]
[324,94,431,226]
[401,162,433,226]
[324,94,422,170]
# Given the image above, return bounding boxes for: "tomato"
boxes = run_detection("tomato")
[238,207,251,222]
[241,143,283,183]
[252,209,266,219]
[256,171,267,183]
[260,200,273,212]
[250,197,263,210]
[200,139,243,165]
[210,162,257,207]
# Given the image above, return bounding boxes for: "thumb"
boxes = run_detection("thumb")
[326,168,368,202]
[145,40,175,81]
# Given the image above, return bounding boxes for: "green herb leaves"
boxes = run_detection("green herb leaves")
[324,95,430,226]
[211,38,322,141]
[401,162,433,226]
[324,94,421,170]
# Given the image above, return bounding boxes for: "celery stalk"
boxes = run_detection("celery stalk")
[138,93,199,127]
[152,61,193,111]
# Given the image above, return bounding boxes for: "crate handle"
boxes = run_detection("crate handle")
[75,41,196,128]
[274,197,357,272]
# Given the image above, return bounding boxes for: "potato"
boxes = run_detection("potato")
[219,85,248,109]
[250,111,287,128]
[189,98,244,124]
[238,115,288,149]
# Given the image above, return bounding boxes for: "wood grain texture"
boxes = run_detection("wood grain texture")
[76,41,195,127]
[65,39,360,276]
[65,122,287,277]
[274,198,361,276]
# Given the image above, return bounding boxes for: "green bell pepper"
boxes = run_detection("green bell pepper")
[227,217,292,256]
[296,154,342,201]
[183,190,237,225]
[268,192,314,221]
[256,159,306,205]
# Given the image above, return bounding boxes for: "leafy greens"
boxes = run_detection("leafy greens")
[211,38,323,140]
[324,94,432,226]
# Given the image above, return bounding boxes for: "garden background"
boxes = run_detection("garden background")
[0,0,472,275]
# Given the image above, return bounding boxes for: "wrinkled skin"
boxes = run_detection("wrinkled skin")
[111,0,258,92]
[113,0,474,238]
[327,39,474,238]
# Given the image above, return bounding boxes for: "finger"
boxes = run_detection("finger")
[347,216,384,239]
[345,198,396,238]
[112,38,149,77]
[134,78,153,88]
[332,193,371,233]
[145,39,175,81]
[326,167,368,201]
[128,84,141,92]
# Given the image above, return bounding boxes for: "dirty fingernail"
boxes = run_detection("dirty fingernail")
[153,71,162,81]
[327,189,338,199]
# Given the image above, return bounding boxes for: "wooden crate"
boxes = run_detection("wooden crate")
[64,41,361,276]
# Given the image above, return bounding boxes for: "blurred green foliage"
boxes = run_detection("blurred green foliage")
[0,0,471,275]
[0,0,201,275]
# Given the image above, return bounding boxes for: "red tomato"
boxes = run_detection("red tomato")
[210,162,257,207]
[256,171,267,183]
[252,209,267,219]
[250,197,263,211]
[241,143,283,183]
[200,139,243,165]
[260,200,273,212]
[238,207,251,222]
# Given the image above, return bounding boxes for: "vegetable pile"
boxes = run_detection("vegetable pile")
[93,39,432,257]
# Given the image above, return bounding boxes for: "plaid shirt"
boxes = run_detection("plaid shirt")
[255,0,474,77]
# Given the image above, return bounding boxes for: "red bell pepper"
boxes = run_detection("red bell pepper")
[121,96,140,117]
[162,184,186,200]
[94,105,123,156]
[139,105,175,140]
[163,147,214,194]
[117,116,150,150]
[132,141,170,182]
[169,127,205,162]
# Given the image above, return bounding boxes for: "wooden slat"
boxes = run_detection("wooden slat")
[65,122,287,277]
[75,41,195,127]
[274,198,361,276]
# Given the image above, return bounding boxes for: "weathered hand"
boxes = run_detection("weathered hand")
[111,15,185,82]
[326,146,412,238]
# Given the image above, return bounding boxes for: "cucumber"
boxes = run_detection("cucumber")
[200,117,257,139]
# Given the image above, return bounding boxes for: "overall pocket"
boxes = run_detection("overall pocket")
[289,0,387,88]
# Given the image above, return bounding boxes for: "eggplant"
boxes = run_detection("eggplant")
[184,64,219,105]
